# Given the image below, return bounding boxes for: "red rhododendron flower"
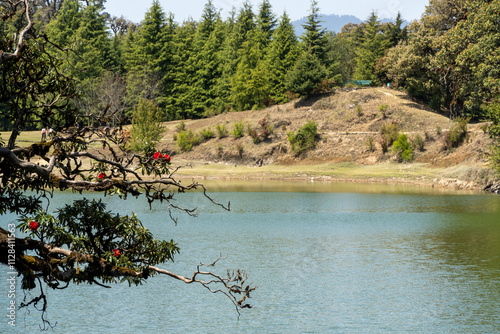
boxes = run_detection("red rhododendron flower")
[113,249,121,257]
[98,173,107,179]
[163,154,171,163]
[153,152,161,160]
[29,221,39,231]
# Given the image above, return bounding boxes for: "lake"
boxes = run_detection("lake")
[2,181,500,333]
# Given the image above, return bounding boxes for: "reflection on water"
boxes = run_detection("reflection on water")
[1,182,500,333]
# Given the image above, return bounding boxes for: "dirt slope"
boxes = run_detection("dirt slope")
[157,87,497,191]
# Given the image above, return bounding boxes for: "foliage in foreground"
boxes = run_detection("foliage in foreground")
[0,1,254,329]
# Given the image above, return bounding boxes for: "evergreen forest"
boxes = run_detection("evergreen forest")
[1,0,499,130]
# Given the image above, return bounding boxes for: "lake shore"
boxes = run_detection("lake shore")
[174,158,497,193]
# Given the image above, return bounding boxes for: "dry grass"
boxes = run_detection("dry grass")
[2,88,494,190]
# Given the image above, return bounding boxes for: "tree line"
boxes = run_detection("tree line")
[1,0,498,129]
[1,0,409,130]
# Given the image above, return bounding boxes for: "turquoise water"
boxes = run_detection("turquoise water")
[2,182,500,333]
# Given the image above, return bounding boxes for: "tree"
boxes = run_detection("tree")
[45,0,113,81]
[256,0,277,47]
[301,0,328,64]
[0,1,254,328]
[265,11,301,103]
[285,51,328,96]
[353,11,390,82]
[130,98,165,152]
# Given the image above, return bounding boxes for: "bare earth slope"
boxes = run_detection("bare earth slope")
[159,88,497,191]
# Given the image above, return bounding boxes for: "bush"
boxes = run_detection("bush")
[200,127,215,141]
[481,123,489,134]
[378,104,389,118]
[176,121,186,133]
[379,136,389,153]
[442,117,469,151]
[215,124,228,138]
[287,120,318,155]
[393,134,413,162]
[366,137,375,152]
[436,125,442,136]
[177,130,201,151]
[413,134,425,152]
[249,128,260,144]
[356,105,363,117]
[231,121,245,139]
[379,122,399,146]
[258,117,273,141]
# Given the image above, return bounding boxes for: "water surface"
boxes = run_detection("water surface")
[2,182,500,333]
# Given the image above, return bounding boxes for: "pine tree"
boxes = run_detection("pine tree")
[285,51,328,96]
[169,19,197,119]
[45,0,112,81]
[265,11,301,103]
[231,30,270,110]
[190,7,226,115]
[125,1,170,113]
[301,0,328,64]
[217,2,255,110]
[256,0,277,47]
[353,11,390,82]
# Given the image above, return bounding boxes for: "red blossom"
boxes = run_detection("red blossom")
[163,154,171,163]
[98,173,107,179]
[29,221,39,231]
[113,249,121,257]
[153,152,161,160]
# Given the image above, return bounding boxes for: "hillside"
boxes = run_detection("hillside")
[158,88,497,191]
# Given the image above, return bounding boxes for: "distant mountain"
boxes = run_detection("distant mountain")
[292,14,405,36]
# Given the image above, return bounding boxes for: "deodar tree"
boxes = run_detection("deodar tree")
[0,0,254,329]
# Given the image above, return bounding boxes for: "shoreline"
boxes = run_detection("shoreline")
[173,159,497,193]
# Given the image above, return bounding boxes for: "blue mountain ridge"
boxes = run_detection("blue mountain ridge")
[291,14,406,36]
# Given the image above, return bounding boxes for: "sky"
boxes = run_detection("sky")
[103,0,429,24]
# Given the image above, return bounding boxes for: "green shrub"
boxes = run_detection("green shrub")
[176,120,186,133]
[393,133,413,162]
[231,121,245,139]
[177,130,201,151]
[379,122,399,146]
[200,127,215,141]
[356,105,363,117]
[443,117,469,151]
[287,120,318,155]
[413,134,425,152]
[378,104,389,118]
[481,123,489,134]
[215,124,228,138]
[366,137,375,152]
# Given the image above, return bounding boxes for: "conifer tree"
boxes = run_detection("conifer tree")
[353,11,389,82]
[285,51,328,96]
[218,2,255,110]
[265,11,301,103]
[169,19,197,119]
[301,0,328,64]
[125,1,171,114]
[256,0,277,47]
[190,4,225,115]
[231,30,270,110]
[45,0,112,81]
